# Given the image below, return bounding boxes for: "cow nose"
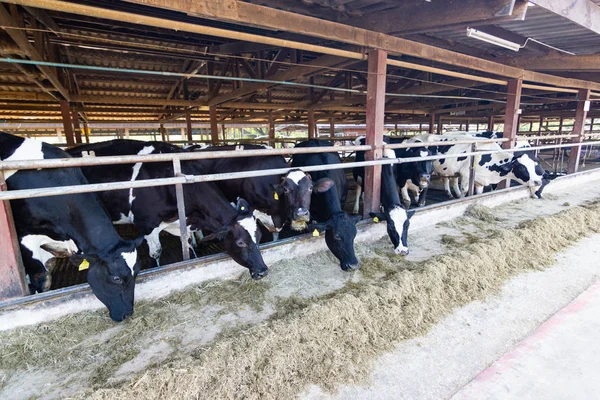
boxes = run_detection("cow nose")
[296,208,308,217]
[394,247,409,256]
[251,268,269,280]
[421,174,431,180]
[121,311,133,321]
[343,263,360,271]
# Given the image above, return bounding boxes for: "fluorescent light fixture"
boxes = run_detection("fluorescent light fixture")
[466,28,522,52]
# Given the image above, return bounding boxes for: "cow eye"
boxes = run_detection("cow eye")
[308,186,313,192]
[334,234,342,241]
[283,187,290,193]
[112,276,122,284]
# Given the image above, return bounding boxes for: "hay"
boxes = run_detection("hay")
[463,204,501,222]
[83,202,600,400]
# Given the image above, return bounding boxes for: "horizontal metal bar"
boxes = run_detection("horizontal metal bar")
[383,138,507,150]
[0,158,397,201]
[0,145,372,171]
[516,134,577,140]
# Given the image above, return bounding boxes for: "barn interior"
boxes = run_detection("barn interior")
[1,1,600,293]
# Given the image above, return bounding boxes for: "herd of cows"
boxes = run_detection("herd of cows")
[0,130,550,322]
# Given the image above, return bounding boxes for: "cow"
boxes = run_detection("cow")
[353,136,435,212]
[417,134,546,199]
[369,149,414,255]
[0,132,144,322]
[67,140,269,280]
[291,140,361,271]
[185,144,313,238]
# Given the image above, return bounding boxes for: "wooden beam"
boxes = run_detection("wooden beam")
[71,107,82,144]
[429,113,435,134]
[73,95,206,107]
[307,109,315,138]
[60,100,75,146]
[363,49,386,218]
[499,78,522,187]
[567,89,592,173]
[0,4,70,100]
[209,105,219,144]
[185,109,193,143]
[502,54,600,71]
[9,0,600,91]
[0,172,28,300]
[532,0,600,35]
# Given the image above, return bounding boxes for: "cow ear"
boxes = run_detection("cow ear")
[40,242,77,258]
[236,198,251,214]
[70,253,96,270]
[349,214,362,225]
[314,178,334,193]
[369,212,387,222]
[201,227,229,242]
[132,235,145,248]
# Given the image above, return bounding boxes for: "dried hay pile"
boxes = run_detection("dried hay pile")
[81,201,600,400]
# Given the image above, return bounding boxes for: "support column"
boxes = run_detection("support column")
[185,110,193,144]
[125,128,130,139]
[83,122,90,143]
[71,108,82,144]
[160,123,166,141]
[499,78,523,188]
[329,117,335,139]
[487,115,494,131]
[307,109,315,139]
[0,172,28,300]
[268,112,275,146]
[210,106,219,145]
[363,49,387,218]
[567,89,592,174]
[60,100,75,146]
[429,113,435,134]
[436,115,443,134]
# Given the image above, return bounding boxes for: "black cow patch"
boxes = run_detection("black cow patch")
[457,156,467,161]
[439,158,445,164]
[478,154,492,166]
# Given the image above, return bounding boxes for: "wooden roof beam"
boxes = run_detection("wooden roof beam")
[502,53,600,71]
[0,4,70,100]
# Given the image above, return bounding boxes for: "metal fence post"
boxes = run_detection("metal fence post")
[172,158,190,261]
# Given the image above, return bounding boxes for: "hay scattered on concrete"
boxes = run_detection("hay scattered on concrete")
[84,201,600,400]
[464,204,502,222]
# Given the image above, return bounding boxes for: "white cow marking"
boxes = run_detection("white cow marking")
[238,216,258,243]
[388,207,409,255]
[287,170,307,185]
[128,146,155,220]
[20,235,78,269]
[121,250,137,276]
[419,150,428,158]
[4,138,44,180]
[253,209,278,232]
[383,148,396,159]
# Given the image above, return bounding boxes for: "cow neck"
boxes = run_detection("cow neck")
[314,186,342,221]
[380,164,401,210]
[184,181,238,232]
[64,192,126,254]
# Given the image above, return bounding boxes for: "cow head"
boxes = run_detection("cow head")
[69,238,144,322]
[370,207,414,256]
[403,141,436,189]
[509,154,546,197]
[309,179,361,271]
[271,169,312,231]
[202,198,269,280]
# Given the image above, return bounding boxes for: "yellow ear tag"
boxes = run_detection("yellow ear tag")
[240,206,245,211]
[312,229,320,237]
[274,192,279,201]
[78,259,90,271]
[373,216,380,223]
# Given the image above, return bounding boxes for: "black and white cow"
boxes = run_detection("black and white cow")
[68,140,269,280]
[0,132,143,322]
[353,136,435,212]
[291,140,361,271]
[185,144,313,237]
[417,134,546,198]
[369,149,414,255]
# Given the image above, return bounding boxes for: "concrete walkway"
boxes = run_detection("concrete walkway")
[452,281,600,400]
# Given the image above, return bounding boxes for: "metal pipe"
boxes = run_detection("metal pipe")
[383,138,507,149]
[172,158,190,262]
[0,145,372,171]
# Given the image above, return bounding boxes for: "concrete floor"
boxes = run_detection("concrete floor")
[303,234,600,400]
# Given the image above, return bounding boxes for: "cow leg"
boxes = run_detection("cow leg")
[451,177,463,198]
[352,178,362,214]
[272,232,279,241]
[144,226,164,265]
[475,185,484,195]
[406,179,421,205]
[443,177,453,199]
[400,184,411,209]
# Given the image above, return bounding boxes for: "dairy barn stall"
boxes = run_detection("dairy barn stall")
[1,1,600,399]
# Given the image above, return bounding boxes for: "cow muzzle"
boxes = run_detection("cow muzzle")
[394,246,409,256]
[251,268,269,280]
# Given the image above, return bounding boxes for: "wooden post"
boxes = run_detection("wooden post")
[125,128,130,139]
[436,115,443,134]
[160,123,166,141]
[71,108,82,144]
[268,112,275,146]
[567,89,592,174]
[307,109,315,139]
[329,117,335,139]
[60,100,75,146]
[210,106,219,145]
[363,49,387,218]
[429,113,435,134]
[185,109,193,144]
[465,119,470,132]
[487,115,494,131]
[83,122,90,143]
[221,124,226,142]
[499,78,523,189]
[56,128,62,142]
[0,172,28,300]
